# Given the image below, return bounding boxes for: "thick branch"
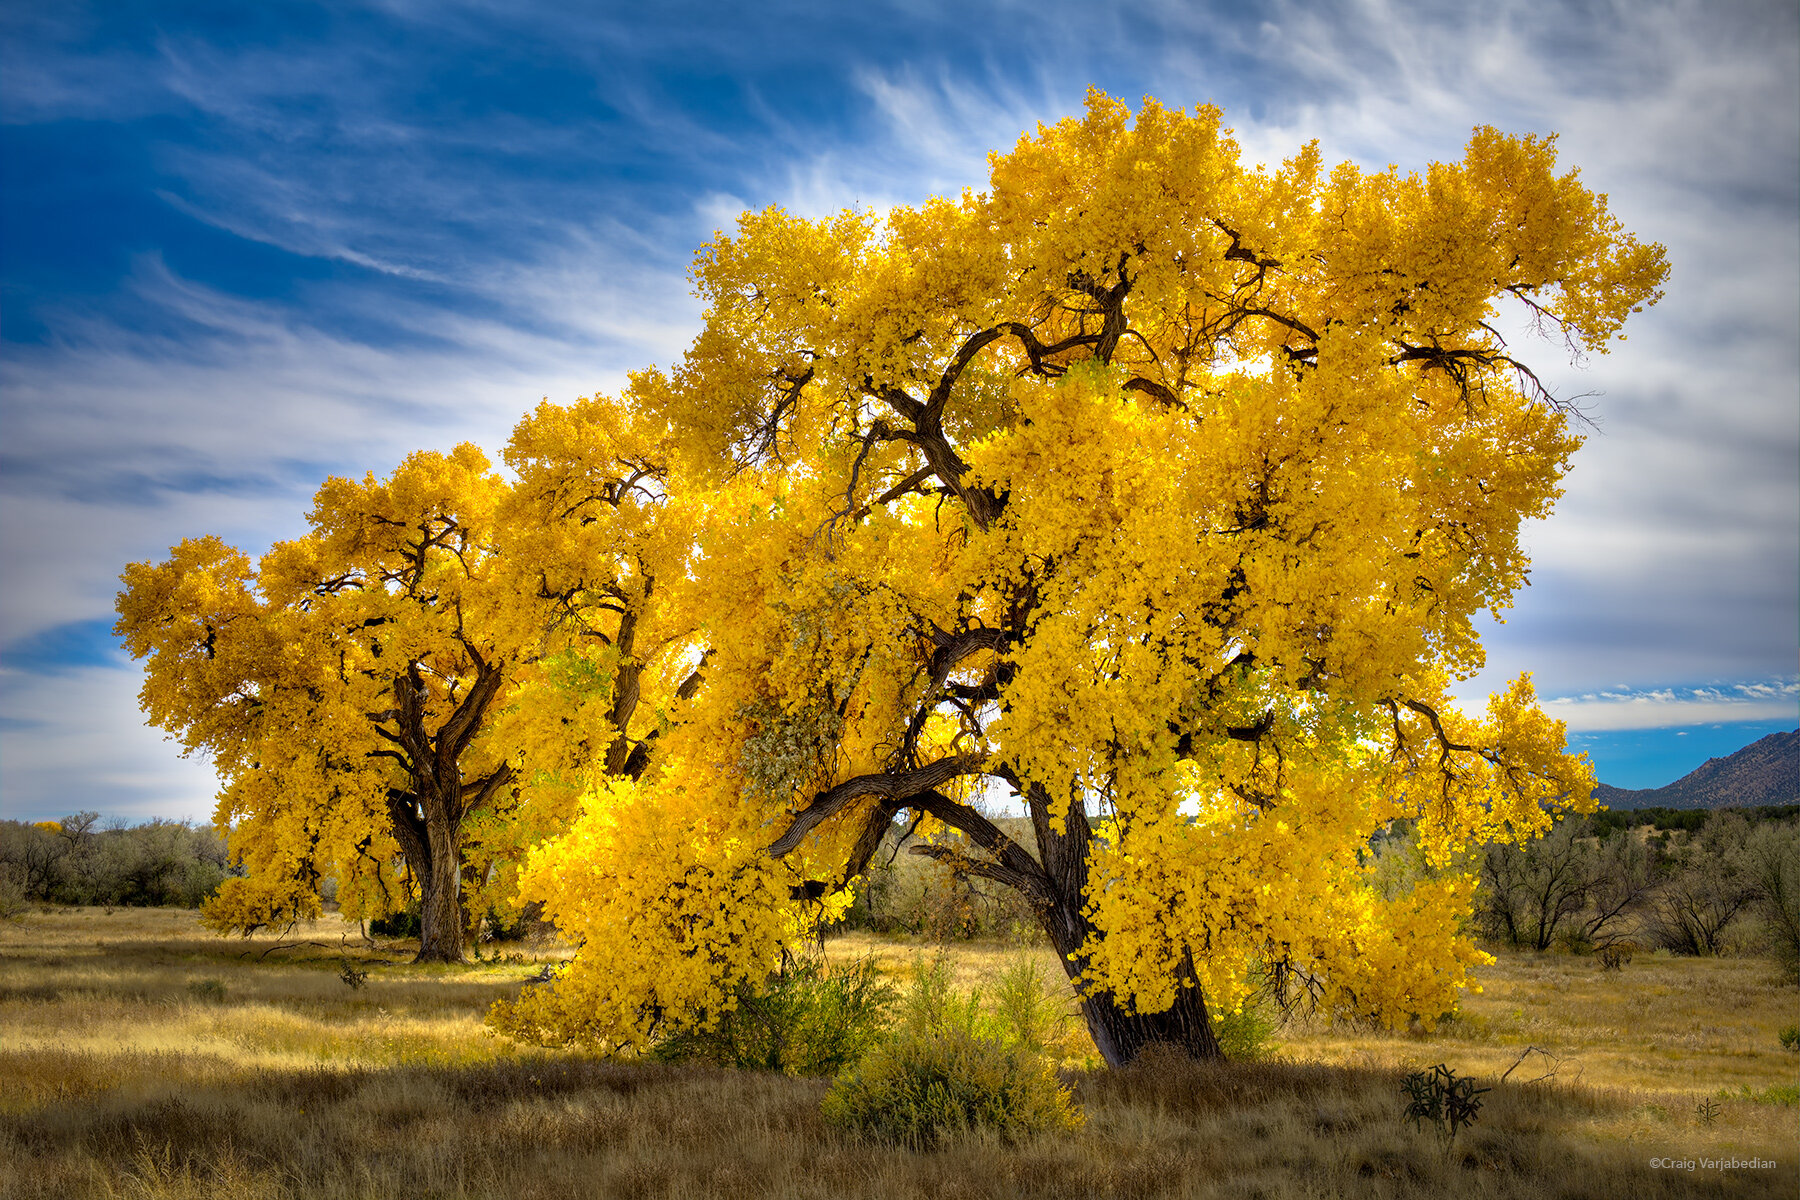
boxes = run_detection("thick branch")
[438,657,506,765]
[766,754,984,858]
[908,788,1054,908]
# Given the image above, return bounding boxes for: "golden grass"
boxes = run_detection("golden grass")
[2,907,1795,1199]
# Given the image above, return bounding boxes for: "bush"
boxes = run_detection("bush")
[481,900,553,943]
[1647,814,1760,956]
[822,1025,1082,1147]
[0,815,234,909]
[653,954,896,1076]
[368,904,422,939]
[988,956,1073,1058]
[1210,999,1276,1060]
[0,862,27,922]
[1748,825,1800,983]
[1400,1063,1488,1146]
[1597,941,1637,970]
[822,954,1083,1146]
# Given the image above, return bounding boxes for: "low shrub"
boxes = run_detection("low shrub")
[1210,1000,1276,1060]
[480,900,553,943]
[1596,941,1636,971]
[1400,1063,1487,1147]
[186,979,227,1003]
[367,905,422,939]
[822,1023,1082,1147]
[988,956,1074,1058]
[653,954,895,1076]
[822,954,1083,1146]
[1553,928,1595,956]
[1721,1082,1799,1106]
[0,863,27,922]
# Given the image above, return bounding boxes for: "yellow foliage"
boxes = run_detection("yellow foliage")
[200,874,323,936]
[495,93,1661,1056]
[117,433,679,957]
[105,92,1661,1046]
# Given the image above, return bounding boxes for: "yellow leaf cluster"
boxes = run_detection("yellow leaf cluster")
[121,92,1663,1042]
[497,93,1661,1046]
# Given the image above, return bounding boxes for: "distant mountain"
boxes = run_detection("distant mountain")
[1595,729,1800,810]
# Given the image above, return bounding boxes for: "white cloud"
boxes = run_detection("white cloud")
[3,0,1792,820]
[0,665,219,823]
[0,246,697,646]
[1541,681,1800,731]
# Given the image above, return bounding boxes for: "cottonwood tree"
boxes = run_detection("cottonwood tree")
[491,93,1667,1064]
[117,448,516,960]
[116,441,672,962]
[475,396,703,903]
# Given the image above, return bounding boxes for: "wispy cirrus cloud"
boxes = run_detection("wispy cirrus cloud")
[1543,680,1800,731]
[1,0,1792,821]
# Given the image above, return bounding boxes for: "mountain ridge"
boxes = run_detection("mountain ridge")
[1593,729,1800,810]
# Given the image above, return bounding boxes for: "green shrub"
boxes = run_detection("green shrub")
[1722,1082,1799,1106]
[989,956,1071,1057]
[1554,928,1596,956]
[0,815,235,909]
[653,954,896,1076]
[1777,1025,1798,1053]
[1209,1000,1276,1060]
[0,863,27,922]
[822,1024,1082,1147]
[1400,1063,1488,1146]
[896,952,979,1038]
[1749,826,1800,984]
[368,904,422,939]
[822,953,1083,1146]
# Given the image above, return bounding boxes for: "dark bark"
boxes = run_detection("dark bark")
[376,656,515,964]
[1019,780,1223,1066]
[417,802,465,963]
[1048,905,1224,1068]
[773,767,1226,1067]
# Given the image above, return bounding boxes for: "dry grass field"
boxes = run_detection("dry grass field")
[1,907,1794,1198]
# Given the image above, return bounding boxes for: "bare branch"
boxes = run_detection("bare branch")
[766,754,985,858]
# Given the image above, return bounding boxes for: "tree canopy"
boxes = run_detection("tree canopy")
[489,93,1666,1065]
[120,92,1666,1053]
[115,438,680,961]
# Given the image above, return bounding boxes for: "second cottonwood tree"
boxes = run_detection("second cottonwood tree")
[115,436,676,962]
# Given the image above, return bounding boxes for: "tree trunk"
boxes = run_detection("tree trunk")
[415,803,465,963]
[1026,785,1224,1067]
[1038,892,1223,1067]
[794,776,1227,1068]
[385,788,461,963]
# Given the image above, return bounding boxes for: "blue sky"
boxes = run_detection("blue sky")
[2,0,1796,822]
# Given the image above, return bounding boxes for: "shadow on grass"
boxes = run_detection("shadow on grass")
[3,1053,1791,1200]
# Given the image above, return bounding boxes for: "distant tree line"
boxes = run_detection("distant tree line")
[1587,804,1800,836]
[0,814,238,912]
[836,805,1800,986]
[1404,805,1800,981]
